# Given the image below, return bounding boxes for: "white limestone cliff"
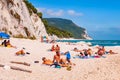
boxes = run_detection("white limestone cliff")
[82,30,92,40]
[0,0,47,39]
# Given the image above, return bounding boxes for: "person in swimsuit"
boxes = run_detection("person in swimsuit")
[42,57,53,65]
[53,51,68,67]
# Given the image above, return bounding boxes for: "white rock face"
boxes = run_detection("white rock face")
[83,30,92,40]
[0,0,47,39]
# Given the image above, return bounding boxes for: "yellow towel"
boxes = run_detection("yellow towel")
[7,45,11,48]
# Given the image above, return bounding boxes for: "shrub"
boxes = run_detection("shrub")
[29,35,36,40]
[10,10,14,16]
[37,12,42,18]
[23,0,43,18]
[42,19,73,38]
[24,0,37,15]
[9,31,12,35]
[14,12,21,23]
[13,34,25,38]
[23,27,30,37]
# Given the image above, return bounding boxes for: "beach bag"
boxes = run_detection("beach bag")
[66,66,72,71]
[55,65,61,68]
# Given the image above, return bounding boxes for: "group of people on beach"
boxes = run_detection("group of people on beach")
[42,44,75,69]
[0,39,29,56]
[74,46,117,57]
[42,44,118,69]
[40,36,56,43]
[51,44,60,52]
[1,38,117,71]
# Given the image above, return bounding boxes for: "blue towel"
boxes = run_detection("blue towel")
[73,55,106,59]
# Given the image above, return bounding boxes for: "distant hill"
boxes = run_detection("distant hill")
[43,18,91,39]
[42,19,73,38]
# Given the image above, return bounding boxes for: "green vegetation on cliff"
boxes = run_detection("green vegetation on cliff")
[44,18,86,39]
[42,19,73,38]
[23,0,42,18]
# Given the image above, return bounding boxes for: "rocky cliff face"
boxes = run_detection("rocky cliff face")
[82,30,92,40]
[0,0,47,39]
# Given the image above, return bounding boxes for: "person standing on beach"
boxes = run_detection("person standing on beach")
[40,36,43,42]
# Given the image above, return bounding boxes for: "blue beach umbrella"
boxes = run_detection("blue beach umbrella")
[0,32,10,39]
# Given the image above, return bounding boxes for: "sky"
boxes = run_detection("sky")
[29,0,120,40]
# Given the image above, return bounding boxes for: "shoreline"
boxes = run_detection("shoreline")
[56,39,120,46]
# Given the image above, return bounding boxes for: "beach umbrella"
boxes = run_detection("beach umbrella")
[0,32,10,39]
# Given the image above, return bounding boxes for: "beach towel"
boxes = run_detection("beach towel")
[73,55,106,59]
[50,62,61,69]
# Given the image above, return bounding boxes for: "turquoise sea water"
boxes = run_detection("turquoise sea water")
[56,40,120,46]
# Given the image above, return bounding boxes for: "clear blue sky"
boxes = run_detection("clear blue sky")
[29,0,120,40]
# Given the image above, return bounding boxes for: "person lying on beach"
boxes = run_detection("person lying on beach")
[83,49,88,56]
[15,48,25,56]
[78,52,84,57]
[77,48,93,57]
[96,46,117,55]
[108,50,118,54]
[42,57,53,65]
[6,40,17,48]
[53,51,68,67]
[73,47,83,52]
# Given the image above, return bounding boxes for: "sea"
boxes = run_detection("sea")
[56,40,120,46]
